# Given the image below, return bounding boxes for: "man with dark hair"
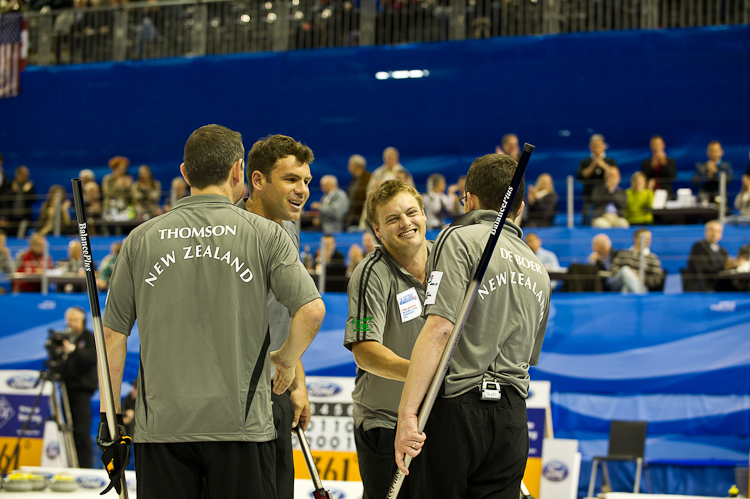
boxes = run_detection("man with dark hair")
[344,179,431,499]
[395,153,549,499]
[101,125,325,498]
[641,135,677,198]
[693,141,734,203]
[239,133,316,498]
[495,133,520,161]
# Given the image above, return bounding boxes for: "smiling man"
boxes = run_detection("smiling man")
[239,134,317,498]
[343,180,432,499]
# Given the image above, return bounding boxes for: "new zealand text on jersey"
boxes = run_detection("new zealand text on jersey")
[144,245,253,287]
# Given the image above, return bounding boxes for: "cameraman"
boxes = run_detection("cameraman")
[56,306,98,468]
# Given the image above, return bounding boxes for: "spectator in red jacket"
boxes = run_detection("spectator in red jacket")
[13,232,53,292]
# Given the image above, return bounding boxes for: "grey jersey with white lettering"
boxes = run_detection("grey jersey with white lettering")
[103,194,321,443]
[235,198,301,351]
[424,210,549,399]
[344,241,433,430]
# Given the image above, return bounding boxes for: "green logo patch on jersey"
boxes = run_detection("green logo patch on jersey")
[351,316,374,333]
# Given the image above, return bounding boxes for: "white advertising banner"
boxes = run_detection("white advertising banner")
[540,438,581,499]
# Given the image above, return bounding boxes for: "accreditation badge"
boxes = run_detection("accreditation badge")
[397,287,422,323]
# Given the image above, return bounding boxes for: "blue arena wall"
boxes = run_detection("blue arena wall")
[1,292,748,495]
[0,25,749,202]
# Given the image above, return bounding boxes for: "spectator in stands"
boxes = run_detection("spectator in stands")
[0,153,11,227]
[525,173,558,227]
[79,169,96,187]
[591,167,629,228]
[362,231,376,255]
[495,133,521,161]
[311,175,350,233]
[315,233,348,292]
[624,172,654,225]
[447,175,466,215]
[608,228,665,293]
[684,220,734,292]
[96,240,123,291]
[367,147,414,192]
[0,230,14,283]
[56,240,86,273]
[732,244,750,291]
[55,240,91,292]
[164,176,189,212]
[641,135,677,198]
[588,233,613,269]
[37,185,73,236]
[0,153,10,228]
[346,244,364,276]
[131,164,162,218]
[423,173,453,229]
[13,232,53,292]
[102,155,133,212]
[524,233,561,289]
[346,154,371,229]
[6,166,36,234]
[83,181,102,218]
[733,173,750,218]
[693,141,733,204]
[577,134,617,225]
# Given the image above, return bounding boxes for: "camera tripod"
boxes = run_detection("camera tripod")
[0,363,79,476]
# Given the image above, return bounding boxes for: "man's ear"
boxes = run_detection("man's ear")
[372,224,383,240]
[515,201,525,220]
[233,159,244,185]
[250,170,265,193]
[179,164,190,187]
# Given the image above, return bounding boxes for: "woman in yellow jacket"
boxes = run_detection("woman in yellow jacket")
[624,172,654,224]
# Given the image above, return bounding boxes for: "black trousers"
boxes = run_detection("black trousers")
[272,390,294,499]
[403,387,529,499]
[135,440,276,499]
[354,424,401,499]
[66,388,93,468]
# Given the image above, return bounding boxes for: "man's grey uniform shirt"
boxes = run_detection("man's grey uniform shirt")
[344,241,433,431]
[235,198,309,351]
[103,194,320,444]
[423,211,550,399]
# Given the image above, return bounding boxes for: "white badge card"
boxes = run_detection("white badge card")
[397,287,422,323]
[424,271,443,306]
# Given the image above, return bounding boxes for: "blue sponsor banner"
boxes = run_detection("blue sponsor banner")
[0,394,50,439]
[527,408,546,458]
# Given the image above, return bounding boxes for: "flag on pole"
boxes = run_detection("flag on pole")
[0,13,27,99]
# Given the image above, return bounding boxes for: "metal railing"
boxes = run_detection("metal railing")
[11,0,749,66]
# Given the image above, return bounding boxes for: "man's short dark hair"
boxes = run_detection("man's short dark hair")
[465,154,524,215]
[183,125,244,190]
[633,228,650,243]
[246,135,314,182]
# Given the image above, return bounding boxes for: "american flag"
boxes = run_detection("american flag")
[0,13,27,99]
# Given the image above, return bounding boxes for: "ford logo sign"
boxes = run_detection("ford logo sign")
[7,376,38,390]
[543,461,569,482]
[46,442,60,460]
[310,489,346,499]
[77,476,107,489]
[306,382,342,397]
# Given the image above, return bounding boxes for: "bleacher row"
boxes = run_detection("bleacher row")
[3,223,748,294]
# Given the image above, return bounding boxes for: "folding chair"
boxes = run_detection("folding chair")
[587,421,651,497]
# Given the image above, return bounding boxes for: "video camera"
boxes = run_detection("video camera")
[45,327,77,375]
